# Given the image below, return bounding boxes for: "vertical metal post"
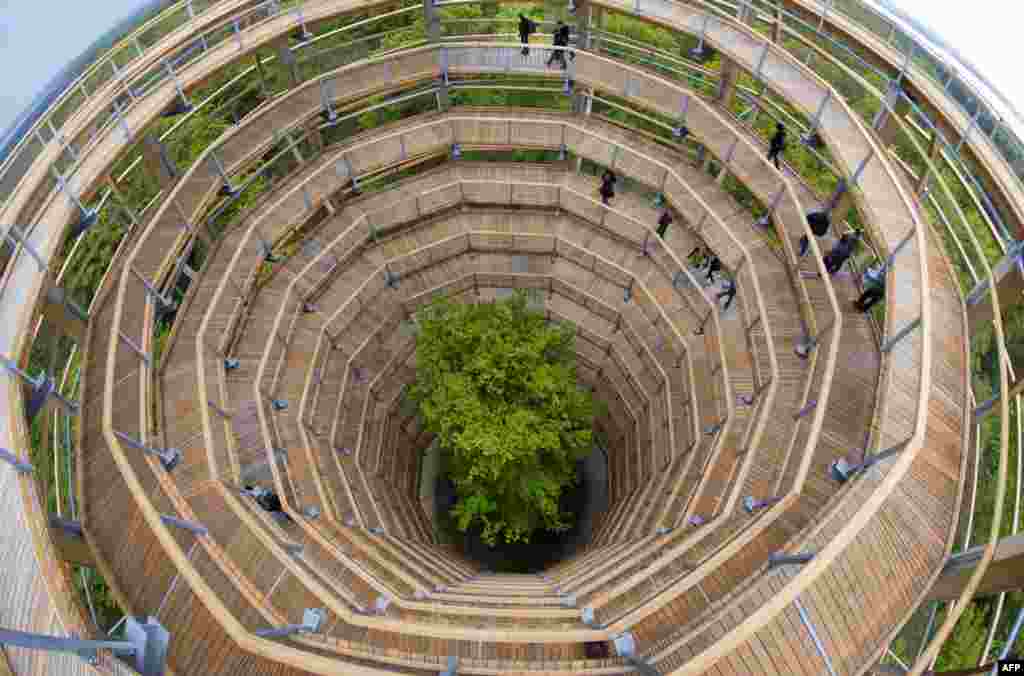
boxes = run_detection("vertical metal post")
[292,6,313,41]
[830,437,910,482]
[795,598,839,676]
[163,60,191,111]
[753,43,769,84]
[674,93,690,138]
[209,150,237,195]
[880,316,921,353]
[742,495,782,513]
[955,108,982,155]
[159,515,208,536]
[768,551,814,567]
[2,225,48,271]
[319,79,337,122]
[111,97,132,143]
[894,40,915,86]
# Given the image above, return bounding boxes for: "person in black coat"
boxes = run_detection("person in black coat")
[547,21,570,68]
[599,169,617,205]
[799,209,831,258]
[767,122,786,170]
[823,231,861,275]
[716,276,736,311]
[854,264,885,312]
[243,485,292,521]
[705,255,722,284]
[519,14,536,56]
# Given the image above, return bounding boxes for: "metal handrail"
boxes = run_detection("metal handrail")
[0,0,238,208]
[0,2,987,671]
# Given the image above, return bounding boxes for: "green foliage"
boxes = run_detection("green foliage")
[933,602,989,671]
[72,566,122,632]
[411,292,600,545]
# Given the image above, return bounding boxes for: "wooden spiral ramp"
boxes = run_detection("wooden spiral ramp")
[10,0,1024,674]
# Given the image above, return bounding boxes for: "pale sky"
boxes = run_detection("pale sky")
[0,0,1020,139]
[0,0,148,136]
[879,0,1024,129]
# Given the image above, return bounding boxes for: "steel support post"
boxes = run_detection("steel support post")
[163,60,192,112]
[0,618,169,676]
[2,224,48,271]
[113,431,181,472]
[743,495,783,513]
[275,38,299,86]
[768,551,814,568]
[255,608,325,638]
[802,89,831,147]
[0,448,33,474]
[1,355,79,420]
[881,316,921,353]
[51,169,98,237]
[689,14,712,61]
[830,437,911,482]
[141,134,176,187]
[795,598,839,676]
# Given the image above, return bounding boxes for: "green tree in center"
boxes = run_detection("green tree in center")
[411,291,599,546]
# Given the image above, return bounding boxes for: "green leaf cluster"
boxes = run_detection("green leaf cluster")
[411,292,599,546]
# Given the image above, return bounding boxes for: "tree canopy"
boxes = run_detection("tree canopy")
[411,292,599,546]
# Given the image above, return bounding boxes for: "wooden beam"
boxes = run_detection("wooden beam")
[925,533,1024,600]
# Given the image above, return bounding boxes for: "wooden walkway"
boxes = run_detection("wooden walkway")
[0,0,976,673]
[80,108,918,675]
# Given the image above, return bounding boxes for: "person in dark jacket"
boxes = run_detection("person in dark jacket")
[823,231,861,275]
[243,484,291,520]
[716,276,737,311]
[519,14,536,56]
[547,21,570,68]
[657,210,673,238]
[767,122,786,170]
[705,255,722,284]
[854,263,885,312]
[561,22,574,61]
[799,209,831,258]
[599,169,617,204]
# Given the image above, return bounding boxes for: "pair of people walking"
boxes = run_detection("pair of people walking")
[520,15,573,68]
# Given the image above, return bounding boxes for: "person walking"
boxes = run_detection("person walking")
[799,209,831,258]
[854,263,885,312]
[243,484,292,521]
[716,276,736,311]
[519,14,536,56]
[705,255,722,284]
[823,231,861,275]
[547,21,570,68]
[599,169,617,205]
[767,122,787,170]
[561,22,574,61]
[657,210,673,239]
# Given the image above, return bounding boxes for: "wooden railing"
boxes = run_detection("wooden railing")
[0,0,991,673]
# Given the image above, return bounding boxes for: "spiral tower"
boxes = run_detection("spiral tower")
[1,1,1022,675]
